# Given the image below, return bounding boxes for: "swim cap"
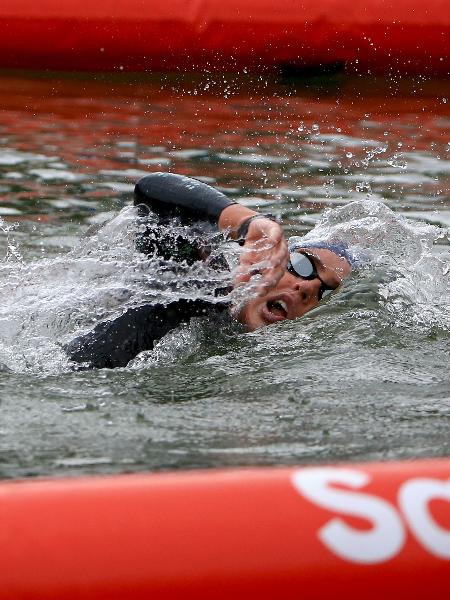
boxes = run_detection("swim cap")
[288,238,361,267]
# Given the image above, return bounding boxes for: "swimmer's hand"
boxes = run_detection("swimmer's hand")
[236,217,288,294]
[218,204,288,295]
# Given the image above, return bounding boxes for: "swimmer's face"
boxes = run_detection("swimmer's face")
[237,248,351,331]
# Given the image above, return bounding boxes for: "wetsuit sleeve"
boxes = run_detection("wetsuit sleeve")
[65,299,226,369]
[134,172,236,224]
[65,174,234,370]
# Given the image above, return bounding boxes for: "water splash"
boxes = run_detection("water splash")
[0,207,232,374]
[0,192,448,378]
[291,199,450,331]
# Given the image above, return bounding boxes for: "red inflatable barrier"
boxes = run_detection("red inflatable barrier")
[0,0,449,75]
[0,459,449,599]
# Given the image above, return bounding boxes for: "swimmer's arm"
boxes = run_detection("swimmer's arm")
[134,172,288,290]
[218,204,289,294]
[134,173,235,223]
[217,203,258,237]
[65,299,223,369]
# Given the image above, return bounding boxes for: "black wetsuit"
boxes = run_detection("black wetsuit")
[66,173,236,369]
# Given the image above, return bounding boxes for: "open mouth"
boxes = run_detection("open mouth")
[265,299,288,321]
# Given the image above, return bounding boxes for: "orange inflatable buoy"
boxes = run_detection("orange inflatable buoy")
[0,0,449,75]
[0,458,449,599]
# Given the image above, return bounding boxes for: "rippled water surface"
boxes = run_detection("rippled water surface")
[0,72,449,479]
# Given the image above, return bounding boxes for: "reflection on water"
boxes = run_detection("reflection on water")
[0,72,448,479]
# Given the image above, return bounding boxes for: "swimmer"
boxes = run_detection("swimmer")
[66,173,353,369]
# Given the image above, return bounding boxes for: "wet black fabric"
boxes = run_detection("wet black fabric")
[65,299,228,369]
[134,205,204,265]
[134,172,235,224]
[66,174,232,370]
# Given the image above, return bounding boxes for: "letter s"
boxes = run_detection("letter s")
[399,478,450,559]
[292,468,405,564]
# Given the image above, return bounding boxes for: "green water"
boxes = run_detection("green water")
[0,73,448,479]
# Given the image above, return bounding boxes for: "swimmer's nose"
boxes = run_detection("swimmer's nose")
[293,278,321,304]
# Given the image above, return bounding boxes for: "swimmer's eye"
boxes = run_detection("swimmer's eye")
[288,251,338,301]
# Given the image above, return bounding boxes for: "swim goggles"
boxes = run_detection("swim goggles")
[287,251,338,301]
